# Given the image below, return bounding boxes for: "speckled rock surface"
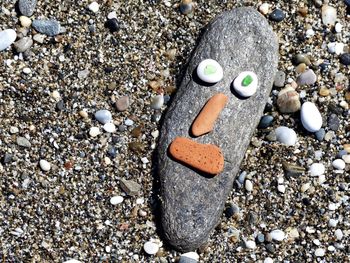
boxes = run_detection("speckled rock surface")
[157,7,279,251]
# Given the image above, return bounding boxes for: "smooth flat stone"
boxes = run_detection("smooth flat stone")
[157,7,278,252]
[32,19,60,36]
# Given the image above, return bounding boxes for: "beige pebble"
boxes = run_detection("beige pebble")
[344,144,350,152]
[51,90,61,101]
[89,127,100,137]
[319,87,330,97]
[19,16,32,27]
[259,3,270,15]
[79,110,88,119]
[296,63,307,73]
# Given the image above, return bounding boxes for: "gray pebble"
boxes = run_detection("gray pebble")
[266,243,275,253]
[336,150,348,158]
[315,128,325,141]
[274,71,285,87]
[119,179,141,196]
[256,233,265,243]
[18,0,37,16]
[328,114,340,131]
[151,113,161,122]
[237,171,247,184]
[118,125,127,132]
[16,136,31,148]
[94,109,112,124]
[115,96,130,112]
[32,19,61,36]
[266,130,277,142]
[3,153,12,164]
[297,69,317,85]
[14,37,33,53]
[294,54,311,65]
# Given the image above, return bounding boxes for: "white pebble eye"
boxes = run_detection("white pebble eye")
[233,71,258,97]
[196,59,223,84]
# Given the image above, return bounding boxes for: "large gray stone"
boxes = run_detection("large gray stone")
[157,7,278,251]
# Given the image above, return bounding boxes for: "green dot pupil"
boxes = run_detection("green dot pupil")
[242,75,253,87]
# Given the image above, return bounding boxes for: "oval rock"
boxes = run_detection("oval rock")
[301,102,322,132]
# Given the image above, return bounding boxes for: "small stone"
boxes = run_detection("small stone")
[78,69,89,79]
[10,126,19,134]
[106,18,119,32]
[95,110,112,124]
[332,159,345,170]
[277,184,286,193]
[115,96,130,112]
[103,122,116,133]
[258,115,273,129]
[39,159,51,172]
[33,34,45,43]
[143,241,159,255]
[225,203,239,218]
[245,179,253,192]
[273,70,285,87]
[328,114,340,131]
[339,53,350,66]
[295,63,307,73]
[258,3,270,15]
[315,128,325,141]
[19,16,32,27]
[297,69,317,86]
[107,11,117,20]
[151,94,164,110]
[277,86,301,113]
[3,153,12,164]
[18,0,37,16]
[301,102,322,132]
[244,240,256,249]
[269,9,285,22]
[32,19,60,36]
[294,54,311,65]
[256,233,265,243]
[315,248,325,257]
[110,196,123,205]
[197,59,223,84]
[119,179,141,196]
[282,162,305,177]
[319,87,330,97]
[342,155,350,164]
[321,5,337,26]
[88,1,99,13]
[270,229,285,241]
[0,29,17,52]
[266,131,276,142]
[275,126,297,146]
[335,23,343,33]
[125,119,134,126]
[345,0,350,7]
[335,229,343,240]
[309,163,325,176]
[329,219,338,227]
[79,110,88,119]
[16,136,31,148]
[233,71,258,97]
[179,0,193,15]
[14,37,33,53]
[264,258,274,263]
[301,183,310,193]
[179,252,199,263]
[89,127,101,137]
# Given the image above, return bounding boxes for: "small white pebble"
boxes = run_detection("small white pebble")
[124,119,134,126]
[315,248,325,257]
[277,185,286,193]
[335,23,343,33]
[141,157,149,164]
[318,174,326,184]
[107,11,117,19]
[10,126,19,134]
[335,229,343,240]
[332,159,345,170]
[88,1,99,13]
[103,122,116,133]
[19,16,32,27]
[105,245,111,253]
[244,240,256,249]
[328,245,335,252]
[329,218,338,227]
[270,229,285,241]
[110,196,123,205]
[39,159,51,172]
[258,3,270,15]
[305,28,315,38]
[151,130,159,139]
[89,127,100,137]
[136,198,144,205]
[245,179,253,192]
[264,257,274,263]
[143,241,159,255]
[313,239,321,246]
[104,157,111,165]
[342,155,350,164]
[328,203,337,211]
[309,163,325,176]
[51,90,60,100]
[23,67,31,74]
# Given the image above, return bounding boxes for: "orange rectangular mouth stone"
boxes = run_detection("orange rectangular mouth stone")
[169,137,224,175]
[191,93,228,137]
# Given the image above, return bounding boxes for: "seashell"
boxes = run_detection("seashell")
[277,86,301,113]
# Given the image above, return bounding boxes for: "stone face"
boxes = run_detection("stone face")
[32,19,60,36]
[18,0,37,17]
[157,7,278,252]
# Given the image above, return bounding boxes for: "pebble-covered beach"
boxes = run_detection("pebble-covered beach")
[1,0,350,262]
